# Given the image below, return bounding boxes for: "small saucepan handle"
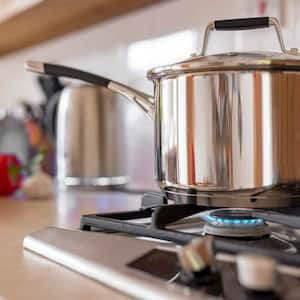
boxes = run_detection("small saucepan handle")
[26,61,111,88]
[25,61,155,120]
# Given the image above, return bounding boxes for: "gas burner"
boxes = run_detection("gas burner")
[203,208,270,238]
[81,192,300,246]
[79,192,300,300]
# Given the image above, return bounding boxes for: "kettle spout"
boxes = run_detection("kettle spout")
[109,82,155,120]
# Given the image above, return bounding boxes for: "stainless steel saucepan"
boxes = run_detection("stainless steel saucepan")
[25,17,300,208]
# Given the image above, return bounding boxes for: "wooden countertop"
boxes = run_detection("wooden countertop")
[0,189,142,300]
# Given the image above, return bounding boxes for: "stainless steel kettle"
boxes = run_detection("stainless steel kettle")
[56,85,128,187]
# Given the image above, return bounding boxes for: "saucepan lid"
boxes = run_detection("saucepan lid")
[148,17,300,79]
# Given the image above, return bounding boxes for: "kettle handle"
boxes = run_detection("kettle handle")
[201,16,298,56]
[25,61,155,120]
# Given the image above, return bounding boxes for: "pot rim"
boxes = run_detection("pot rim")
[147,51,300,80]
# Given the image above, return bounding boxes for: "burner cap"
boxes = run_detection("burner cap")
[203,208,270,238]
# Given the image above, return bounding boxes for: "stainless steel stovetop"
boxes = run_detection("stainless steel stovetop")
[23,193,300,300]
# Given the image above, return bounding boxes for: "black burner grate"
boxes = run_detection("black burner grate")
[80,192,207,245]
[80,192,300,267]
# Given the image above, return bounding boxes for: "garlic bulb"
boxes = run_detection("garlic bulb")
[22,168,53,199]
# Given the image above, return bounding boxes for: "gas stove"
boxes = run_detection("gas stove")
[78,192,300,299]
[24,192,300,300]
[80,192,300,245]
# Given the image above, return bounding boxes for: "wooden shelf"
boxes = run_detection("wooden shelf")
[0,0,164,57]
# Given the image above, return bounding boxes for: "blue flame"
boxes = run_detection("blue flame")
[204,214,263,227]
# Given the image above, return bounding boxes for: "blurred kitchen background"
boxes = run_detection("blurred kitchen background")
[0,0,298,191]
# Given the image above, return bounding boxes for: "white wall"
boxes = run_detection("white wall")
[0,0,298,188]
[0,0,270,105]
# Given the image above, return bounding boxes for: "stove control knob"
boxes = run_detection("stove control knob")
[178,237,213,273]
[236,254,277,291]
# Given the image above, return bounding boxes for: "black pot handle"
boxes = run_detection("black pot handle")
[25,61,155,120]
[200,16,296,56]
[214,17,269,31]
[32,62,111,88]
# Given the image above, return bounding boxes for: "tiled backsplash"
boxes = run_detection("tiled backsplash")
[0,0,298,188]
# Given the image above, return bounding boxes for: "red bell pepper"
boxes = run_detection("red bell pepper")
[0,154,22,195]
